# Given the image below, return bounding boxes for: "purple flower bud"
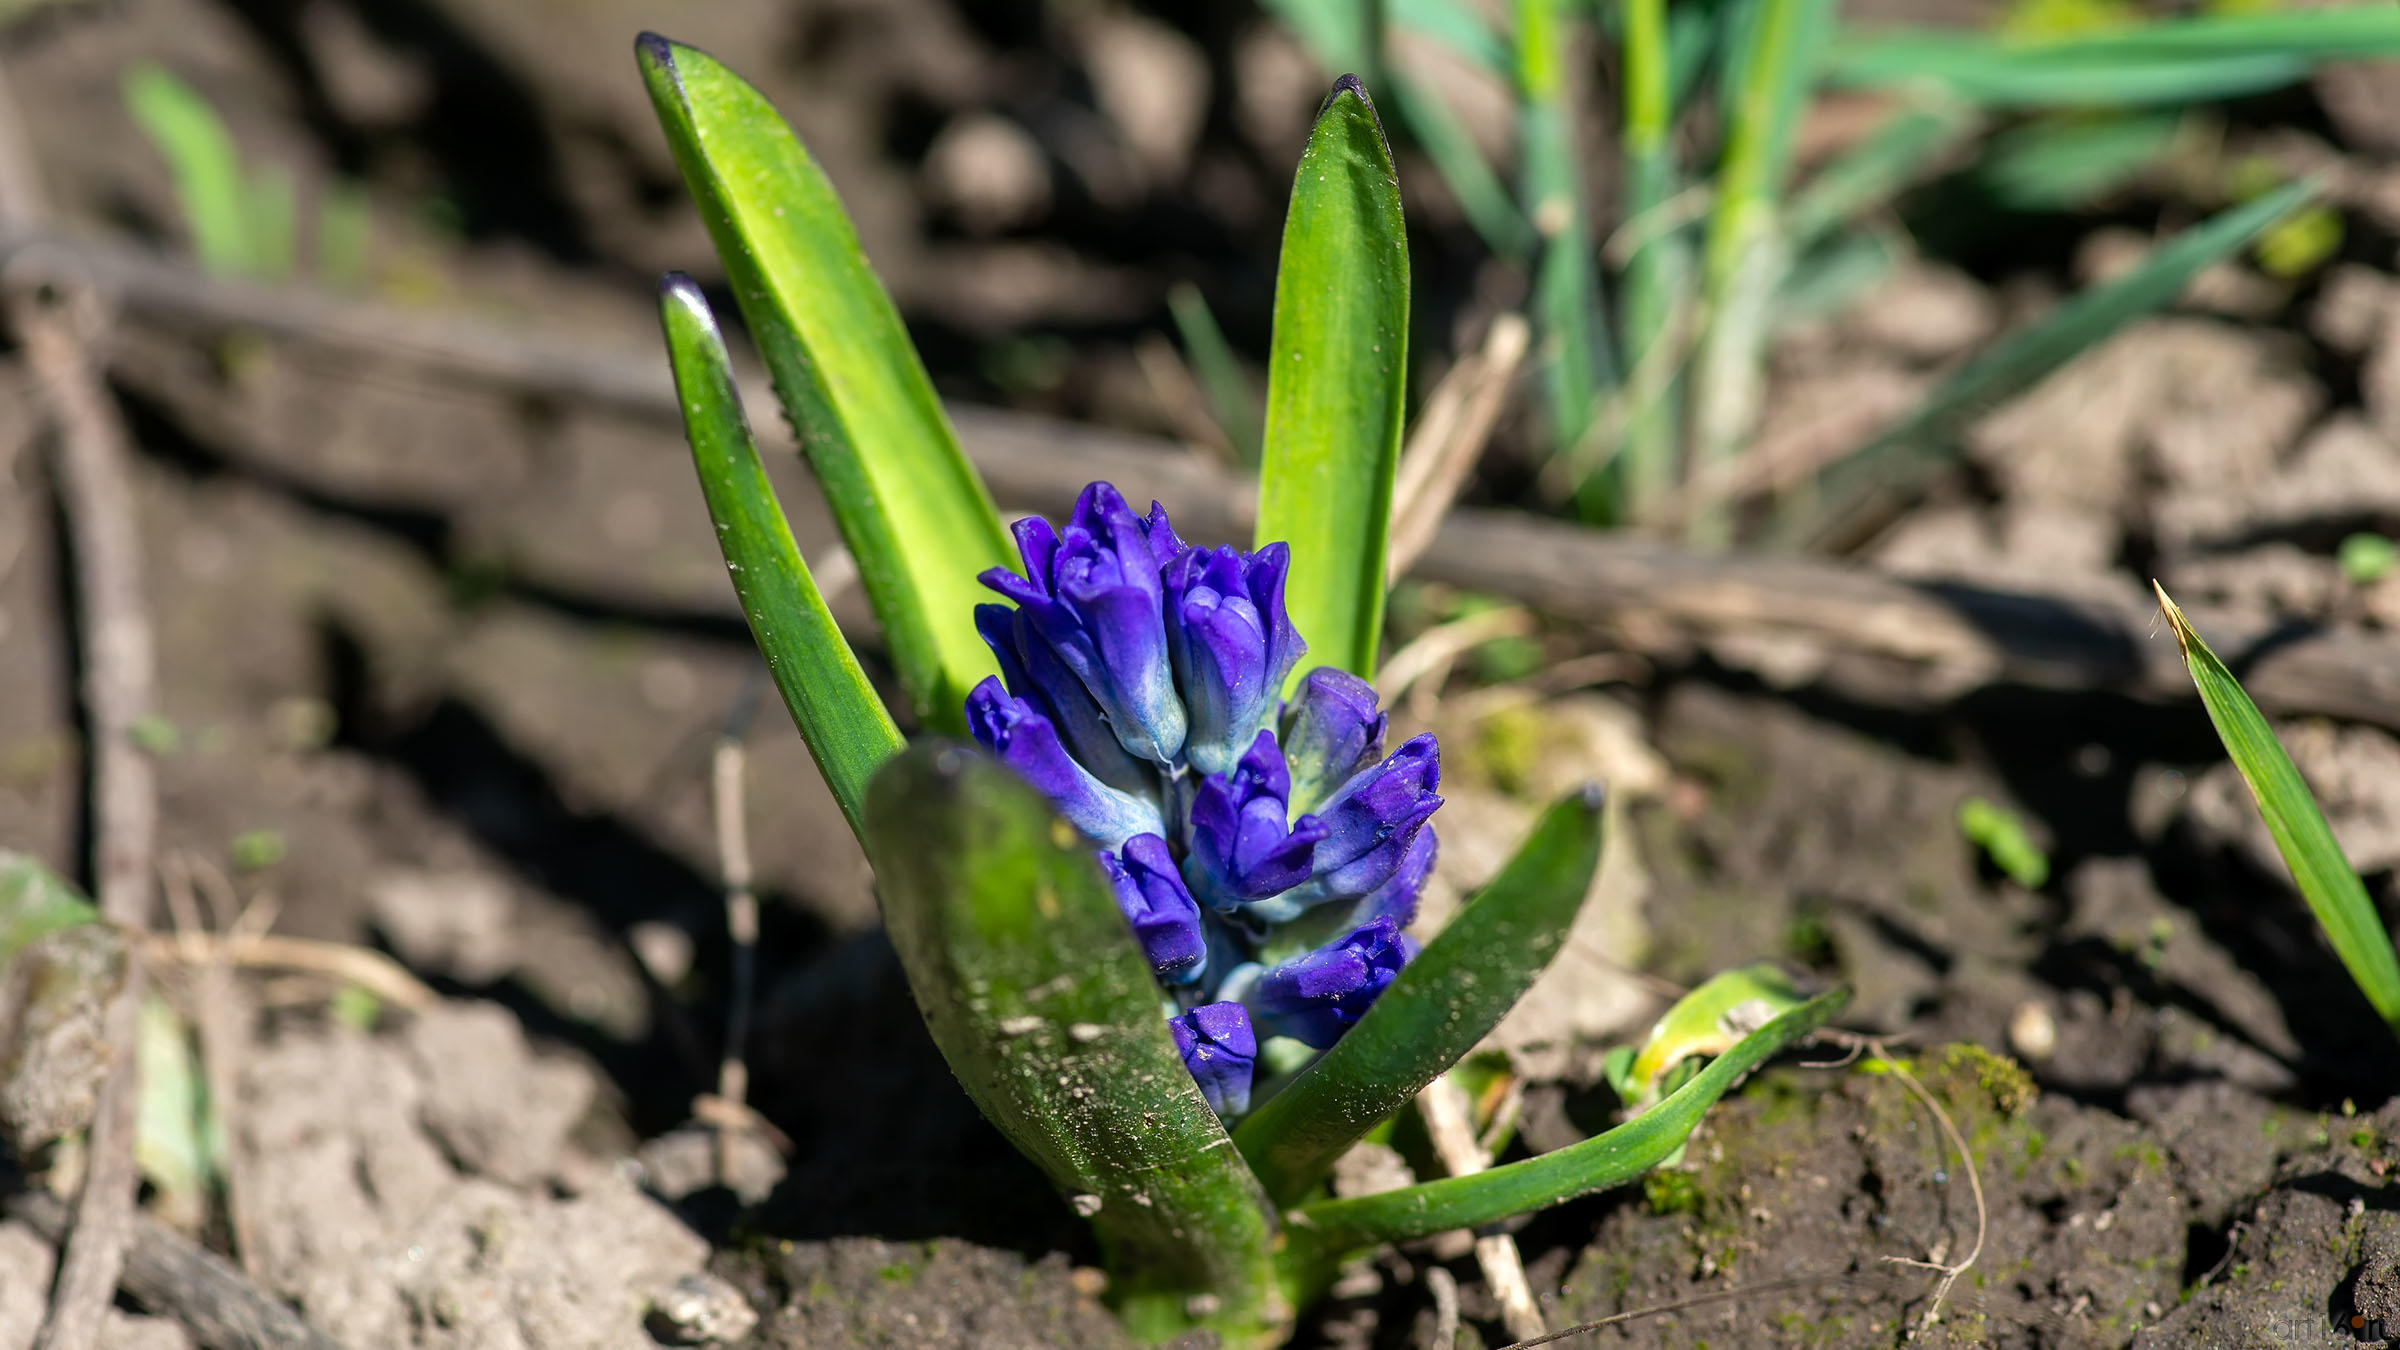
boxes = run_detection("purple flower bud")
[1245,734,1441,923]
[980,483,1186,765]
[1169,1001,1257,1117]
[1100,835,1206,984]
[1164,543,1304,777]
[1279,668,1386,814]
[1352,827,1436,931]
[966,678,1163,849]
[976,604,1149,795]
[1183,731,1328,908]
[1251,918,1415,1049]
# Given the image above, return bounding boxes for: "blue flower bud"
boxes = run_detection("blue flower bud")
[1164,543,1304,777]
[1352,826,1436,931]
[1279,667,1386,814]
[1245,734,1440,923]
[1169,1001,1257,1117]
[1100,835,1206,984]
[1183,731,1328,908]
[965,677,1164,849]
[1251,917,1415,1048]
[980,483,1187,765]
[976,603,1150,795]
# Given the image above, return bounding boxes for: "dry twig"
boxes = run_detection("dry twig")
[1388,314,1529,582]
[1418,1075,1546,1344]
[142,932,440,1014]
[0,64,161,1350]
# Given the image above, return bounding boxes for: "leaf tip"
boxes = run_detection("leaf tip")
[2152,579,2198,656]
[1574,781,1606,815]
[1316,74,1394,166]
[634,30,680,81]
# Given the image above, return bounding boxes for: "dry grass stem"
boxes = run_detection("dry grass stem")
[1418,1074,1546,1343]
[1389,314,1530,583]
[143,932,440,1014]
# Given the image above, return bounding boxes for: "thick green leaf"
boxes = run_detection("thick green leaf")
[1827,13,2400,109]
[863,744,1285,1345]
[1256,77,1410,686]
[2155,586,2400,1041]
[1278,987,1847,1288]
[1787,180,2313,549]
[659,275,901,840]
[1234,787,1605,1206]
[638,35,1013,732]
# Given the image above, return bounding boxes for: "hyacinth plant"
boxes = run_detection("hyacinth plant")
[637,32,1845,1347]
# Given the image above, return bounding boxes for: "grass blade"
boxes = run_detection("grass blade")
[659,274,901,839]
[2155,586,2400,1041]
[1826,11,2400,108]
[1256,76,1410,685]
[638,34,1013,733]
[1609,0,1689,521]
[1389,0,1509,76]
[864,744,1285,1344]
[1388,69,1533,260]
[1975,112,2182,211]
[124,65,255,276]
[1167,282,1263,467]
[1279,987,1847,1287]
[1689,0,1833,543]
[1784,101,1979,254]
[1520,0,1615,503]
[1233,787,1606,1205]
[1787,180,2313,550]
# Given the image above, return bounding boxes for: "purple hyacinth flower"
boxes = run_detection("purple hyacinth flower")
[1246,734,1441,923]
[1251,918,1416,1049]
[1100,835,1206,984]
[980,483,1187,765]
[1163,543,1305,778]
[976,603,1149,795]
[1169,1001,1258,1116]
[966,678,1163,849]
[1279,667,1386,814]
[1183,730,1328,909]
[1352,827,1436,931]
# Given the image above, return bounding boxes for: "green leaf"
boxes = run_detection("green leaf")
[1825,12,2400,108]
[863,744,1286,1345]
[1609,0,1689,521]
[1689,0,1834,544]
[659,274,902,839]
[638,35,1014,733]
[1256,77,1410,687]
[1167,282,1262,468]
[1234,787,1606,1206]
[1520,0,1615,501]
[2155,586,2400,1041]
[1608,963,1811,1109]
[1786,180,2313,549]
[1784,102,1980,253]
[1278,986,1847,1286]
[1976,112,2181,211]
[0,851,99,964]
[124,65,256,276]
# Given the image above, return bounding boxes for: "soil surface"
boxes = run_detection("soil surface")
[6,1,2400,1348]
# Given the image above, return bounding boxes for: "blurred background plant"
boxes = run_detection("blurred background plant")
[1208,0,2398,547]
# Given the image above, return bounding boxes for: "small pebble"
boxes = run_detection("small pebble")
[646,1272,759,1346]
[2009,1000,2058,1062]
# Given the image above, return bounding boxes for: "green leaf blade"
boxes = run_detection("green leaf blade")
[1256,76,1410,688]
[1234,786,1606,1206]
[1280,987,1847,1279]
[863,744,1287,1344]
[1790,180,2315,549]
[2156,587,2400,1040]
[658,274,902,838]
[638,34,1013,732]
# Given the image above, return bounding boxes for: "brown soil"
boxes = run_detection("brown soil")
[7,1,2400,1348]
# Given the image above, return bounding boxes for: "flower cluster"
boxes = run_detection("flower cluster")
[968,483,1442,1116]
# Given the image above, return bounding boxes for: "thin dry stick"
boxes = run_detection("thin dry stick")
[1389,314,1530,583]
[1423,1263,1461,1350]
[709,734,759,1183]
[1492,1272,1848,1349]
[0,65,161,1350]
[1418,1075,1546,1344]
[181,856,262,1277]
[1373,606,1537,706]
[142,932,440,1014]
